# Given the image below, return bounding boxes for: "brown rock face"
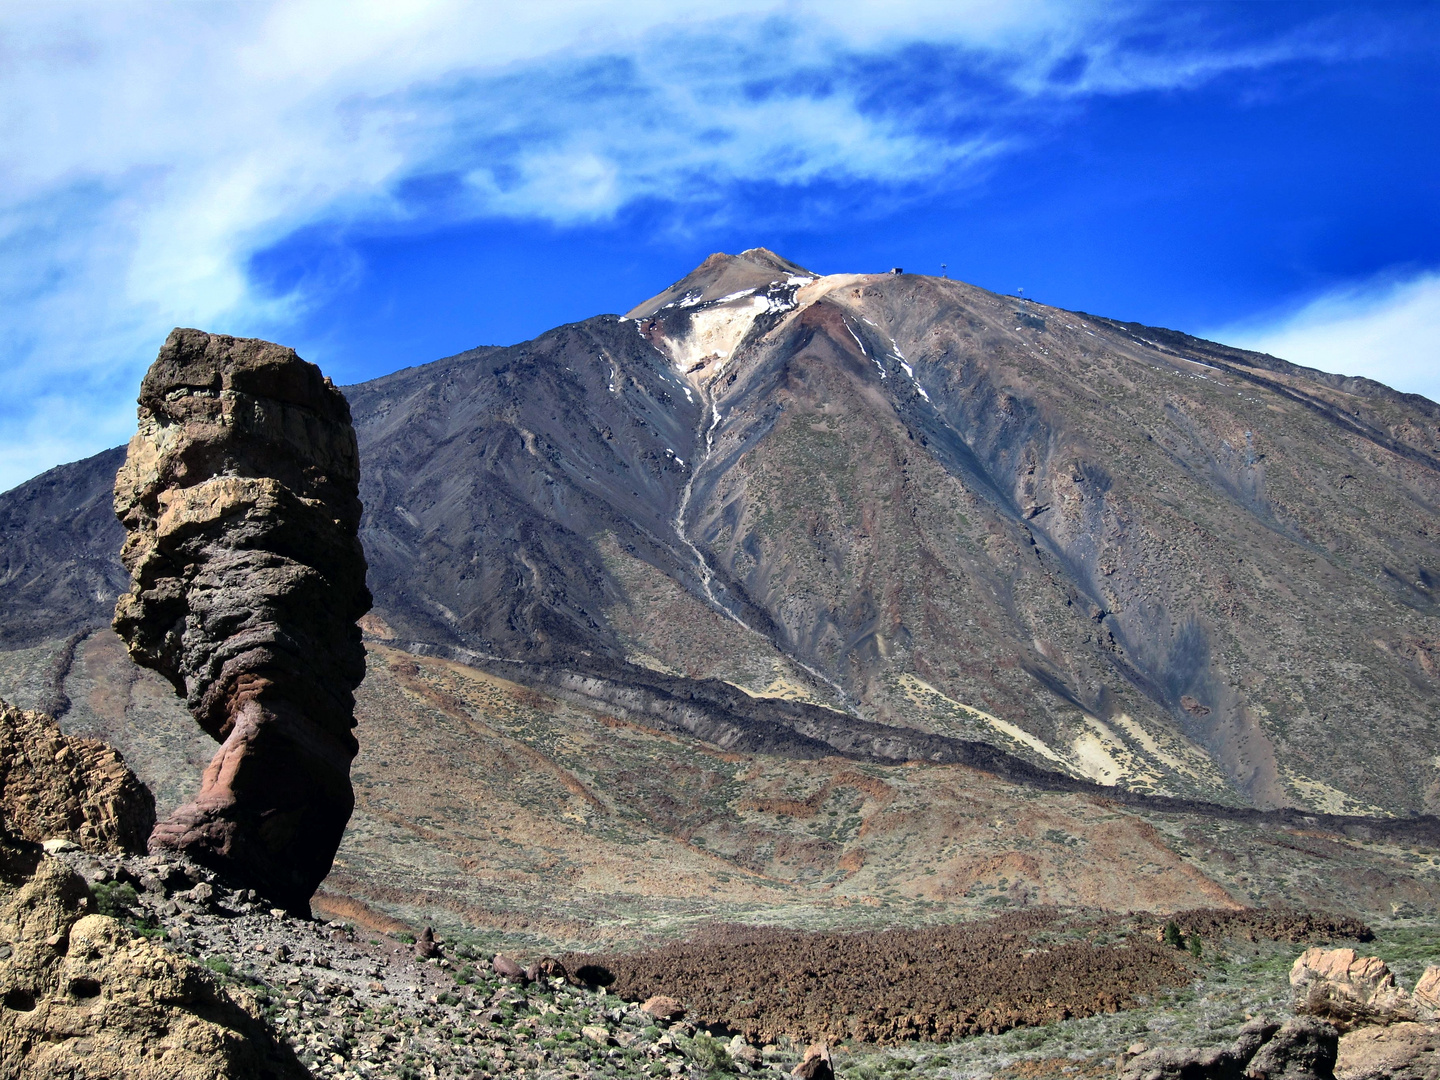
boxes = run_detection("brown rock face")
[0,698,154,855]
[112,328,371,912]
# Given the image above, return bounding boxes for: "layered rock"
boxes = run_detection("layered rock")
[1291,948,1434,1028]
[0,698,154,856]
[0,856,306,1079]
[112,328,371,912]
[1291,948,1440,1080]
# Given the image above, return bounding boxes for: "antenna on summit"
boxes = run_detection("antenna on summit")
[940,263,947,278]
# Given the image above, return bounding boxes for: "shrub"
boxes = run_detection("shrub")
[92,881,139,917]
[690,1033,732,1073]
[204,955,234,976]
[1187,934,1203,958]
[1163,920,1184,949]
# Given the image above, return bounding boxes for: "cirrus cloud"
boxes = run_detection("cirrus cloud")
[0,0,1386,490]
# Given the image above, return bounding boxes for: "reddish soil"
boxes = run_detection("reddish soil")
[564,910,1189,1045]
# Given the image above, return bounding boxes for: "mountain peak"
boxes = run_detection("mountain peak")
[625,248,817,319]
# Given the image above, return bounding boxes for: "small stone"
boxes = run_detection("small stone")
[270,908,288,919]
[41,838,80,854]
[583,1025,612,1045]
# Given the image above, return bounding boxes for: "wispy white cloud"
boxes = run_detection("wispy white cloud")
[0,0,1374,490]
[1212,271,1440,403]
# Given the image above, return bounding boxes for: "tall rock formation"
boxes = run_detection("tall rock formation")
[112,329,370,912]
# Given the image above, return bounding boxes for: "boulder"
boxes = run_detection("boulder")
[729,1035,763,1066]
[493,953,526,981]
[0,699,154,856]
[415,926,441,960]
[641,994,686,1021]
[1336,1021,1440,1080]
[793,1043,834,1080]
[112,328,371,913]
[1120,1016,1338,1080]
[0,855,306,1079]
[1414,967,1440,1017]
[1246,1017,1340,1080]
[1292,949,1418,1028]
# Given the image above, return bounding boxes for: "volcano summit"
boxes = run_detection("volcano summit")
[3,249,1439,824]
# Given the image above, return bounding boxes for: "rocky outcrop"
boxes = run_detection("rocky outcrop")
[0,698,153,855]
[1291,948,1433,1028]
[1288,949,1440,1080]
[112,328,371,912]
[0,855,306,1079]
[1336,1022,1440,1080]
[1119,1016,1339,1080]
[1415,967,1440,1015]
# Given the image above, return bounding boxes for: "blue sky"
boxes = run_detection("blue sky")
[2,0,1438,491]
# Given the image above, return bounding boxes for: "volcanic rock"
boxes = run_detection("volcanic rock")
[493,953,526,981]
[1336,1021,1440,1080]
[0,697,153,855]
[415,925,440,959]
[111,328,371,913]
[642,994,686,1021]
[1120,1016,1338,1080]
[1415,967,1440,1015]
[0,855,306,1079]
[793,1043,834,1080]
[1292,948,1419,1028]
[1246,1017,1341,1079]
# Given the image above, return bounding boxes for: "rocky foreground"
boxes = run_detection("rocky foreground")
[13,843,828,1080]
[6,842,1440,1080]
[2,694,1439,1080]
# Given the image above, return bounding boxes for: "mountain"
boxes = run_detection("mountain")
[3,250,1439,819]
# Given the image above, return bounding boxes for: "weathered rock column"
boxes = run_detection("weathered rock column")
[112,328,371,912]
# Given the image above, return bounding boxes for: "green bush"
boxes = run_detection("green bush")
[690,1033,732,1073]
[1163,920,1184,949]
[91,881,139,917]
[203,956,233,976]
[1187,933,1203,958]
